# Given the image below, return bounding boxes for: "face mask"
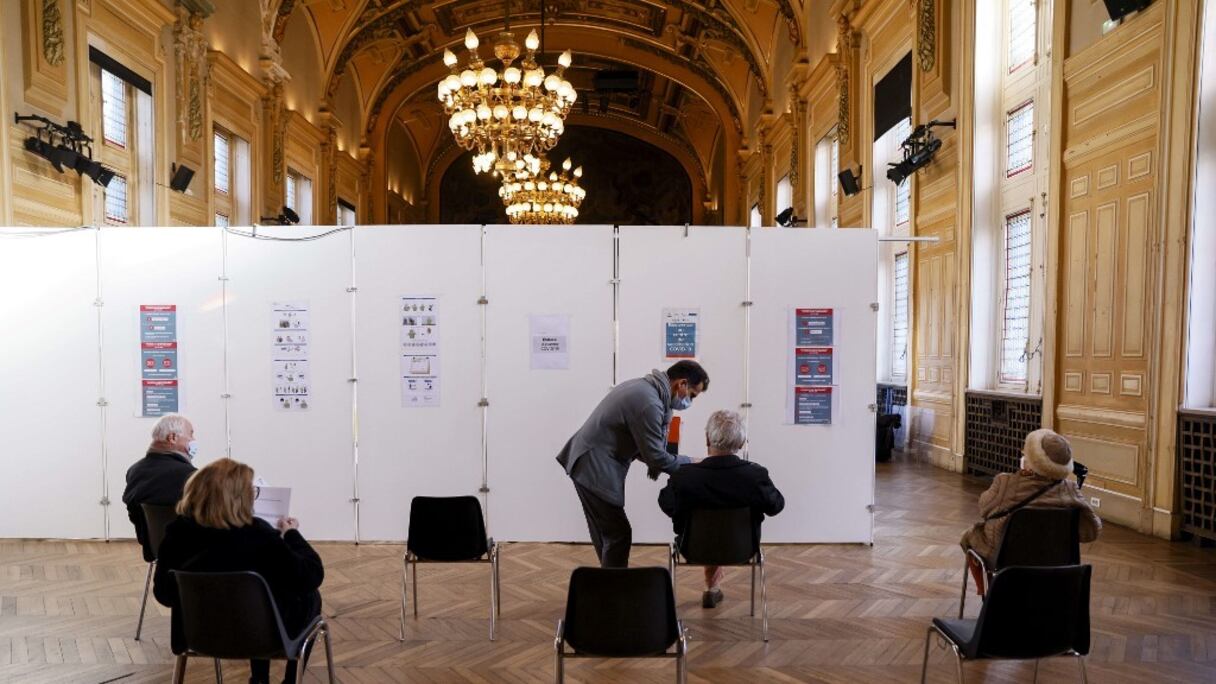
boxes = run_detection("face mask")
[671,390,692,411]
[186,440,199,460]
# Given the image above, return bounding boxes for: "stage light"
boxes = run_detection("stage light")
[887,120,953,186]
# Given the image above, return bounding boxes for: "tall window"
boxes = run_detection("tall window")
[285,169,312,224]
[1006,101,1035,176]
[338,200,357,226]
[830,133,840,228]
[749,203,761,228]
[775,175,792,221]
[286,173,298,213]
[814,128,840,228]
[101,71,128,148]
[213,130,230,195]
[214,126,251,225]
[214,213,229,228]
[104,175,129,224]
[892,252,909,378]
[1000,210,1032,384]
[893,118,912,226]
[1008,0,1037,73]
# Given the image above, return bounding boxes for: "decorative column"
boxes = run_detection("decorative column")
[258,2,290,218]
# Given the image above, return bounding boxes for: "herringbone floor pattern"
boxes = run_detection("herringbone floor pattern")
[3,457,1216,683]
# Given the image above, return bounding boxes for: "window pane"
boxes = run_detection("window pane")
[214,131,230,195]
[830,135,839,203]
[215,213,229,228]
[1006,101,1034,176]
[286,173,297,211]
[1009,0,1036,73]
[776,175,792,217]
[105,175,129,224]
[749,204,761,228]
[894,118,912,225]
[892,252,909,378]
[1000,210,1033,383]
[101,71,128,148]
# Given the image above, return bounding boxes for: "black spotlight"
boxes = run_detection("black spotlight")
[776,207,794,227]
[281,206,300,225]
[838,167,862,196]
[169,163,195,193]
[1103,0,1151,21]
[49,144,81,171]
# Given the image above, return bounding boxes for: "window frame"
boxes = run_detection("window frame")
[998,208,1033,387]
[892,251,910,379]
[1005,98,1035,178]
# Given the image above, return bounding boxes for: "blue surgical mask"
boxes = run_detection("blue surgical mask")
[671,393,692,411]
[186,440,199,460]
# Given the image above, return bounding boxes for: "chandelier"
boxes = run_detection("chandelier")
[438,22,576,175]
[499,156,586,224]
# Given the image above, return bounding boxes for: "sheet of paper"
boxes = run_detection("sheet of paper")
[272,302,311,410]
[400,296,441,407]
[253,486,292,527]
[662,308,700,360]
[530,314,571,370]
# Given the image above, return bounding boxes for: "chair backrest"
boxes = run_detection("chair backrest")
[407,496,489,561]
[678,507,757,565]
[970,565,1091,660]
[994,507,1081,569]
[563,567,678,657]
[140,503,178,560]
[173,571,291,660]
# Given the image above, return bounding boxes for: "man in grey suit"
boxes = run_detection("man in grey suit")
[556,360,709,567]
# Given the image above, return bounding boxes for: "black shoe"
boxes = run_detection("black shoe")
[701,588,724,608]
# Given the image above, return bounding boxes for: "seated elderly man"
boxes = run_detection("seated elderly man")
[658,410,784,608]
[122,414,198,561]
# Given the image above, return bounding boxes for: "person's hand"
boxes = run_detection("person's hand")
[277,517,300,534]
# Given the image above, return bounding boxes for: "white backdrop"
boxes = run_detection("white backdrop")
[0,225,877,544]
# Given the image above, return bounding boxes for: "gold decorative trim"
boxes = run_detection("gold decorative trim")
[41,0,64,66]
[917,0,936,72]
[834,14,852,148]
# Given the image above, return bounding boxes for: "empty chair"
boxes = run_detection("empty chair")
[959,507,1080,617]
[667,507,768,641]
[400,495,500,641]
[172,570,335,684]
[924,565,1092,684]
[135,503,177,640]
[554,567,688,684]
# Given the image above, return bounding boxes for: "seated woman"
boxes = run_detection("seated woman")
[961,428,1101,594]
[153,458,324,684]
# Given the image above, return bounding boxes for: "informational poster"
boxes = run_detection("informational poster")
[794,346,833,386]
[662,308,700,359]
[140,304,179,416]
[787,308,839,425]
[530,314,571,370]
[795,308,835,346]
[272,302,310,410]
[400,296,440,407]
[794,387,834,424]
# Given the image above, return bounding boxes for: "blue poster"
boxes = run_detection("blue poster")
[143,380,179,417]
[795,308,834,346]
[795,347,833,386]
[663,308,699,359]
[140,305,177,343]
[141,344,178,380]
[794,387,833,424]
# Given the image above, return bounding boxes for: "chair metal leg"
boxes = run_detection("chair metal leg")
[750,560,756,617]
[958,560,969,619]
[668,544,677,597]
[323,626,337,684]
[172,654,188,684]
[135,561,154,640]
[398,553,408,642]
[214,657,223,683]
[494,544,502,615]
[676,624,689,684]
[490,545,499,641]
[919,627,934,684]
[758,550,769,642]
[1033,658,1039,683]
[553,619,565,684]
[1077,655,1089,684]
[952,645,965,684]
[411,555,419,618]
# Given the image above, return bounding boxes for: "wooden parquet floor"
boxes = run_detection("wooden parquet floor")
[4,457,1216,683]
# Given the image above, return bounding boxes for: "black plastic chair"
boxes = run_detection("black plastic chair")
[667,507,768,641]
[554,567,688,683]
[135,503,178,640]
[171,570,335,684]
[959,507,1081,617]
[924,565,1091,683]
[400,496,500,641]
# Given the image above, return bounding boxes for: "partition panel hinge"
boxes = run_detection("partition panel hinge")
[99,497,111,506]
[683,224,690,237]
[220,393,232,399]
[478,486,490,494]
[93,298,104,307]
[349,497,361,504]
[608,278,621,284]
[741,300,753,307]
[477,296,489,305]
[346,286,358,293]
[868,403,877,412]
[96,398,108,407]
[218,276,230,282]
[478,398,490,407]
[347,377,358,383]
[870,302,880,312]
[866,504,876,513]
[740,402,753,408]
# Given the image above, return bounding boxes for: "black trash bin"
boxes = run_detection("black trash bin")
[876,413,902,462]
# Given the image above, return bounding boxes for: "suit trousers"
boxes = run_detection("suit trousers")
[573,482,632,568]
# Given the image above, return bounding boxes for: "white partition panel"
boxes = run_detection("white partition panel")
[354,226,484,541]
[225,227,355,540]
[617,226,749,543]
[748,229,877,543]
[99,228,227,539]
[485,226,615,542]
[0,229,103,538]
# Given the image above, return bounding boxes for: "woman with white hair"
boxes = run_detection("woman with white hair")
[960,428,1101,593]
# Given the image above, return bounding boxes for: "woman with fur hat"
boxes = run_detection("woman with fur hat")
[960,428,1101,593]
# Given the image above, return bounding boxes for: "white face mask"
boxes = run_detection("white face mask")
[186,440,199,460]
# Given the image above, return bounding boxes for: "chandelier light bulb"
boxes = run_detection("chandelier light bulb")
[479,67,496,86]
[493,104,509,119]
[544,74,560,91]
[562,158,572,171]
[574,166,583,178]
[464,29,479,50]
[444,49,458,67]
[558,50,572,68]
[512,105,527,120]
[477,105,492,120]
[504,67,521,84]
[460,70,477,87]
[525,69,544,87]
[525,30,540,51]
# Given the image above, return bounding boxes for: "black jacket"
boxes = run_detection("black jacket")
[153,516,325,654]
[658,454,785,540]
[122,451,196,561]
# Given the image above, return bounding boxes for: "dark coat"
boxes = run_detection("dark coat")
[557,370,688,507]
[153,516,324,654]
[658,454,785,541]
[122,451,196,561]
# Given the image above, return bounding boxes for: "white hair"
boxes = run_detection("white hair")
[706,410,747,452]
[151,414,191,442]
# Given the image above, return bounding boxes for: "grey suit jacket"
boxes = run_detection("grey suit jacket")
[556,369,688,507]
